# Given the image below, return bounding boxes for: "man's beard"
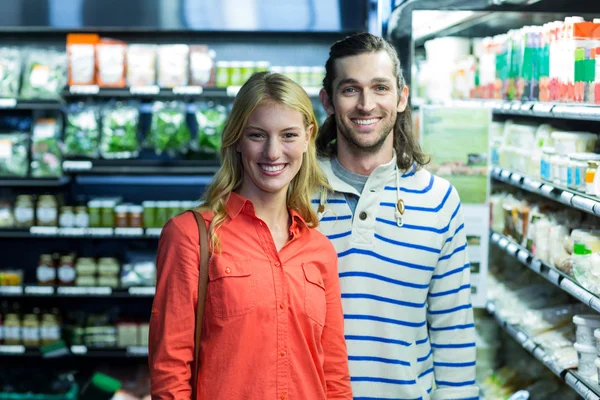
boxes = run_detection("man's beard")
[335,113,395,154]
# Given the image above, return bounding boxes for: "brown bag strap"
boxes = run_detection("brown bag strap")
[190,210,209,399]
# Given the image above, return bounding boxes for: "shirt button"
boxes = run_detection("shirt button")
[318,279,323,285]
[275,261,281,267]
[225,267,231,274]
[280,351,286,357]
[279,304,285,309]
[280,394,286,400]
[359,211,367,220]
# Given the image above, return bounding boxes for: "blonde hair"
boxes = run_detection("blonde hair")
[199,72,329,250]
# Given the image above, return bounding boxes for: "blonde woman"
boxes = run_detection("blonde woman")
[149,72,352,400]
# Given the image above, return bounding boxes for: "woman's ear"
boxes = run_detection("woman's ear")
[304,124,314,153]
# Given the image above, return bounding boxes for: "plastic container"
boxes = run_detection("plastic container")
[551,131,598,155]
[586,161,600,195]
[574,315,600,346]
[541,147,556,181]
[568,153,600,191]
[575,342,597,376]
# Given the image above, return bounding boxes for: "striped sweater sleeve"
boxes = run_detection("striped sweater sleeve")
[427,187,479,400]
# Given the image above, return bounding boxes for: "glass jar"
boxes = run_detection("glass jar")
[3,314,21,345]
[540,147,556,181]
[87,200,102,228]
[155,201,169,227]
[98,257,120,276]
[57,255,76,285]
[586,161,600,195]
[13,195,34,227]
[114,204,129,228]
[297,66,312,87]
[168,201,180,219]
[36,195,58,226]
[40,314,61,345]
[22,314,40,347]
[128,205,143,228]
[142,201,156,228]
[239,61,255,83]
[58,206,75,228]
[215,61,230,88]
[101,200,116,228]
[74,206,89,228]
[37,254,56,286]
[229,62,243,86]
[0,201,14,228]
[76,257,97,276]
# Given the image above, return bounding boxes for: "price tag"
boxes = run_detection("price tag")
[0,98,17,108]
[0,345,25,354]
[547,268,561,285]
[523,339,537,352]
[523,178,542,191]
[58,227,86,237]
[570,196,597,214]
[127,346,149,356]
[226,86,242,97]
[57,286,112,296]
[172,86,203,95]
[69,85,100,95]
[551,105,573,116]
[510,173,522,183]
[510,102,521,110]
[24,286,54,295]
[500,170,511,180]
[539,184,555,196]
[128,287,155,296]
[62,160,93,171]
[533,103,554,113]
[0,286,23,295]
[114,227,144,237]
[506,243,518,256]
[532,347,546,362]
[517,250,530,265]
[520,103,533,111]
[30,226,58,236]
[70,345,88,355]
[530,259,542,274]
[559,191,574,205]
[130,85,160,95]
[87,228,114,236]
[497,237,509,250]
[516,331,528,344]
[560,279,594,307]
[145,228,162,237]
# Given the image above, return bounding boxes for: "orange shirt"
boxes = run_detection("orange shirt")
[149,192,352,400]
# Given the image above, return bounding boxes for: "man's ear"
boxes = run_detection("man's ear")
[397,86,409,113]
[320,88,335,116]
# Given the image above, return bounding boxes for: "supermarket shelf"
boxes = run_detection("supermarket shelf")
[491,166,600,217]
[0,285,155,298]
[490,231,600,313]
[63,85,321,99]
[0,98,62,110]
[61,159,220,175]
[0,344,148,358]
[0,227,162,239]
[487,301,600,400]
[0,177,71,187]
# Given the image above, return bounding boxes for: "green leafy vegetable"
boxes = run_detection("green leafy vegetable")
[64,107,100,158]
[0,48,22,98]
[195,101,227,153]
[31,118,62,177]
[100,103,140,159]
[0,133,28,177]
[20,49,67,100]
[147,101,190,155]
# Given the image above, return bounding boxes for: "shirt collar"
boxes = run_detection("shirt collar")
[225,192,309,233]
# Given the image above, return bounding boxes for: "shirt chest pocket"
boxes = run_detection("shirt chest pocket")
[302,262,326,326]
[208,256,255,319]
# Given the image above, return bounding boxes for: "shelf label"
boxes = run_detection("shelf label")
[551,105,573,116]
[539,184,555,196]
[114,227,144,237]
[523,339,537,353]
[128,287,155,296]
[0,345,25,354]
[523,178,542,191]
[130,85,160,95]
[506,243,518,256]
[59,227,86,237]
[570,196,597,214]
[500,170,511,180]
[532,347,546,362]
[497,237,509,250]
[510,102,521,110]
[63,160,93,171]
[517,250,530,265]
[520,102,533,111]
[57,286,112,296]
[69,85,100,95]
[510,173,522,183]
[226,86,242,97]
[501,103,511,110]
[516,331,528,344]
[490,232,500,244]
[547,268,561,285]
[559,191,574,205]
[530,259,542,274]
[145,228,162,237]
[30,226,58,235]
[87,228,114,236]
[24,286,54,295]
[532,103,554,113]
[0,286,23,295]
[0,98,17,108]
[70,345,88,355]
[127,346,149,356]
[172,86,203,95]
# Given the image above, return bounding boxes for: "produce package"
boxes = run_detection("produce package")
[157,45,189,88]
[20,49,68,99]
[100,103,140,159]
[195,101,227,153]
[189,45,216,87]
[0,47,22,97]
[147,101,191,155]
[67,33,99,86]
[63,105,100,158]
[31,118,62,177]
[0,133,28,177]
[126,45,157,87]
[96,39,127,87]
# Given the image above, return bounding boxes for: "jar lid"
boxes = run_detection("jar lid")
[75,206,87,212]
[60,206,73,211]
[128,205,144,213]
[142,201,157,207]
[115,205,129,213]
[587,160,600,167]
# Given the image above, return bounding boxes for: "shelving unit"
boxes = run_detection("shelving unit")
[0,285,155,298]
[0,227,162,239]
[0,344,148,358]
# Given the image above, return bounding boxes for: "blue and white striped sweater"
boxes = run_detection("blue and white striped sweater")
[313,156,478,400]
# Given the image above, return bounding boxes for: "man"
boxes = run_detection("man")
[314,32,478,400]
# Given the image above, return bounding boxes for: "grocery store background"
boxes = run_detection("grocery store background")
[2,0,600,398]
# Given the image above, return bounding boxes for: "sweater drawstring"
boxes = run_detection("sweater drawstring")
[317,186,327,220]
[395,167,404,227]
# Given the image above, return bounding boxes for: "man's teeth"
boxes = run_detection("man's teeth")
[261,165,285,172]
[354,118,379,125]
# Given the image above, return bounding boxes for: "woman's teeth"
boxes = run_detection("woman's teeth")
[261,164,285,172]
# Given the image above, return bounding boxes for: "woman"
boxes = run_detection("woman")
[148,72,352,399]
